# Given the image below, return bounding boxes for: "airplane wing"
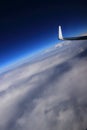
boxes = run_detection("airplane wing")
[58,26,87,40]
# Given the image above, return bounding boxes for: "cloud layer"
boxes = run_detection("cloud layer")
[0,41,87,130]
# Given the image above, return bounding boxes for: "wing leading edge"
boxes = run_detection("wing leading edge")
[58,26,87,40]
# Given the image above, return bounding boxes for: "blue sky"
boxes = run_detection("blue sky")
[0,0,87,71]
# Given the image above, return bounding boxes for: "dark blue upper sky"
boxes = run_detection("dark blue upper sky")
[0,0,87,71]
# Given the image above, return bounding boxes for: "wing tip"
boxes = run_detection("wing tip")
[58,25,64,40]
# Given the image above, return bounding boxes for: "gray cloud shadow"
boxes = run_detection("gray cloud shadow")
[74,48,87,59]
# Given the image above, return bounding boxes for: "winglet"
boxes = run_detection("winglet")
[58,26,63,40]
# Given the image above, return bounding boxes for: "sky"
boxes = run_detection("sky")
[0,0,87,71]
